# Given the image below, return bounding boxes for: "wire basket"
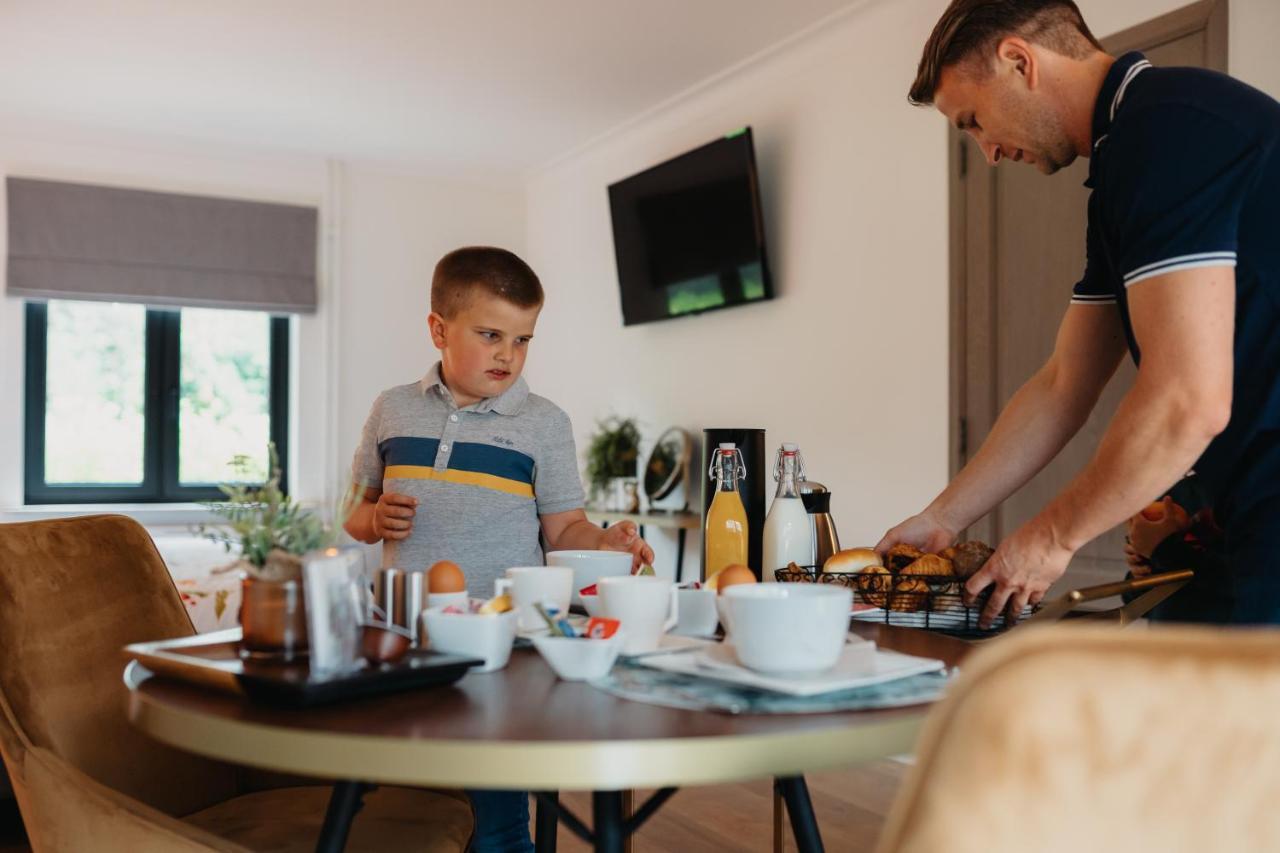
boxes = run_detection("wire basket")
[774,566,1034,640]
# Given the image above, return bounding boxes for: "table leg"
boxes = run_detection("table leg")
[592,790,625,853]
[622,790,634,853]
[315,781,372,853]
[773,786,785,852]
[676,528,687,583]
[534,791,559,853]
[775,776,824,853]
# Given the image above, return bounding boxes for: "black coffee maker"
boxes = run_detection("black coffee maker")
[700,428,767,581]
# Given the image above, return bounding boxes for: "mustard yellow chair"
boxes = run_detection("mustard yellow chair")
[0,514,473,852]
[877,624,1280,853]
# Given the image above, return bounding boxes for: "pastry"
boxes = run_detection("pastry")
[900,553,955,577]
[884,543,925,572]
[888,577,931,612]
[855,564,892,608]
[949,541,995,579]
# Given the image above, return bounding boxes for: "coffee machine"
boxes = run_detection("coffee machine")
[700,428,766,581]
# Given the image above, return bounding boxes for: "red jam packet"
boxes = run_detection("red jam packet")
[579,583,598,597]
[584,616,620,639]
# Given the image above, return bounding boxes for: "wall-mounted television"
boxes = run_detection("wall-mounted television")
[608,127,774,327]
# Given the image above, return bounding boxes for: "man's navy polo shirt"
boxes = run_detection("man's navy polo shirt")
[1072,51,1280,520]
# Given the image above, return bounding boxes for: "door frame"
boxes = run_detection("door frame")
[947,0,1229,541]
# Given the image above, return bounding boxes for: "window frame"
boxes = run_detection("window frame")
[23,301,290,504]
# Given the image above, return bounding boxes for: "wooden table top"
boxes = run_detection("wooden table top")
[127,625,971,791]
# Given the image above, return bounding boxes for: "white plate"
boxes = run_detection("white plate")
[619,633,707,660]
[638,638,945,697]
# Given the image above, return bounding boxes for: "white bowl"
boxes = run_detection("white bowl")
[531,631,625,681]
[421,603,518,673]
[720,584,853,674]
[546,550,633,605]
[580,593,604,618]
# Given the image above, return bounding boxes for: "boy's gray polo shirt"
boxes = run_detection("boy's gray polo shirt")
[351,363,585,596]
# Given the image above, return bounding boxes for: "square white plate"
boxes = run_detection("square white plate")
[637,638,945,697]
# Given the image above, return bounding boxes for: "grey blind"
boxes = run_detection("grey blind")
[6,177,318,313]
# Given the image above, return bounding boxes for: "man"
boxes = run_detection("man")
[877,0,1280,625]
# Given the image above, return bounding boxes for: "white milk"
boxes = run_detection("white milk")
[762,495,814,580]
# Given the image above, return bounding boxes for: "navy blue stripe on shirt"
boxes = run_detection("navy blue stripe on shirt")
[378,436,534,485]
[1123,251,1238,287]
[379,436,440,468]
[449,442,535,485]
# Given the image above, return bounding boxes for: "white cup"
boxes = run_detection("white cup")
[598,575,678,655]
[427,591,469,611]
[675,587,719,637]
[720,583,853,674]
[545,550,633,605]
[495,566,573,632]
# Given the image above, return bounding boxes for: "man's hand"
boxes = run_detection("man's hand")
[600,520,656,571]
[372,492,418,541]
[965,521,1073,628]
[875,509,956,559]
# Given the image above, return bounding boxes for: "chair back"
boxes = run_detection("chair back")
[877,625,1280,853]
[0,515,239,818]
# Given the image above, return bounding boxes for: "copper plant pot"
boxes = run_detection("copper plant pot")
[239,575,309,661]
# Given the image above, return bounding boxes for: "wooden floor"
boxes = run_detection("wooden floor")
[534,759,909,852]
[0,759,908,852]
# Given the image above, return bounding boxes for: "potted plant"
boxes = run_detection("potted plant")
[199,445,357,660]
[584,416,641,511]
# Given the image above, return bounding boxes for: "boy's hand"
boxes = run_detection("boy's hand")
[1126,496,1190,560]
[600,521,656,572]
[373,492,418,541]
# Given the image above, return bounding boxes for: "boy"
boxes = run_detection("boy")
[344,246,653,852]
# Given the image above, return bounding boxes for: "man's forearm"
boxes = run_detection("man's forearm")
[1034,374,1225,553]
[929,362,1100,532]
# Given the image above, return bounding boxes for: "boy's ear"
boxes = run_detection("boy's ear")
[427,312,448,349]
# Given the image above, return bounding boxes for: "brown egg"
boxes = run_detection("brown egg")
[714,564,758,595]
[428,560,466,593]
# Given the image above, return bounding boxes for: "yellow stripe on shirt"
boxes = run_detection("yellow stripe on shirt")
[384,465,535,499]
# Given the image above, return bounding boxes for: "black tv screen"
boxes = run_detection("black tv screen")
[608,127,773,326]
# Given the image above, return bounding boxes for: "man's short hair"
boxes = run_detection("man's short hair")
[431,246,544,319]
[909,0,1103,106]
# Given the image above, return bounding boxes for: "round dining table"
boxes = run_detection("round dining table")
[126,624,970,853]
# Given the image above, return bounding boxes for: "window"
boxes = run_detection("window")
[24,300,289,503]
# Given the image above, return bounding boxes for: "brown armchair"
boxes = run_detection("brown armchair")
[876,624,1280,853]
[0,514,472,852]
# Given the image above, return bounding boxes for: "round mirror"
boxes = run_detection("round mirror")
[642,427,690,503]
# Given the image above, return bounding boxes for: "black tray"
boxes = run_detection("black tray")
[125,629,483,708]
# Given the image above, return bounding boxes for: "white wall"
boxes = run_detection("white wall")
[522,0,1280,572]
[0,125,525,530]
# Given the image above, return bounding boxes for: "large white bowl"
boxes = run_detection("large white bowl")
[546,550,633,605]
[720,584,853,674]
[531,631,625,681]
[421,604,518,673]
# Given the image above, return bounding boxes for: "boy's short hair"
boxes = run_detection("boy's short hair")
[431,246,545,318]
[909,0,1103,106]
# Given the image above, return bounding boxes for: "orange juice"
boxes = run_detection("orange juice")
[705,488,748,586]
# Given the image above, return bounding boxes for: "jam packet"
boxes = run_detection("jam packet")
[584,617,621,640]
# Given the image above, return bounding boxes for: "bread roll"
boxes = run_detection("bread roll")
[823,547,883,574]
[950,541,995,579]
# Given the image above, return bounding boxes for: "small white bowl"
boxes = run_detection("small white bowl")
[580,593,604,618]
[531,631,625,681]
[421,603,518,673]
[546,550,633,605]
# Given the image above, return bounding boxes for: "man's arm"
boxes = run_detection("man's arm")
[968,266,1235,624]
[540,510,655,570]
[877,302,1128,553]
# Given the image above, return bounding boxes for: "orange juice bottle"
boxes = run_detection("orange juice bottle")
[705,443,749,587]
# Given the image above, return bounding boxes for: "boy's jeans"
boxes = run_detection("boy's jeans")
[466,789,534,853]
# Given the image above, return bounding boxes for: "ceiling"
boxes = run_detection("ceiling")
[0,0,862,176]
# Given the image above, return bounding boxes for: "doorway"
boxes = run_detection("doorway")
[949,1,1229,589]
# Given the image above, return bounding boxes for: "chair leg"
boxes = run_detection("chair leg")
[316,781,373,853]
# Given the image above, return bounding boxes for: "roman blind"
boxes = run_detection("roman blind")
[6,176,318,313]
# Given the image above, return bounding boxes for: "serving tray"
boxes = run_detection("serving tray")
[125,628,482,707]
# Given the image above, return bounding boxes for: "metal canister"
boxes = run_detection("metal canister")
[373,567,430,646]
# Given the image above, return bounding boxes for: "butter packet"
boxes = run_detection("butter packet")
[478,594,513,614]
